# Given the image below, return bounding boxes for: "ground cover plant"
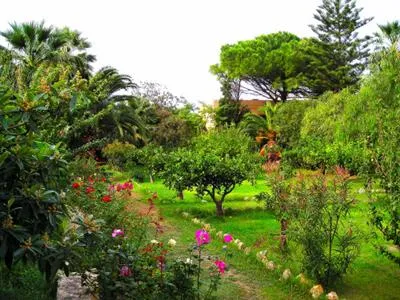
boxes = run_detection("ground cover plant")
[133,176,400,299]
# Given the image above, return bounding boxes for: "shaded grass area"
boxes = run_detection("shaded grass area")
[0,263,53,300]
[134,178,400,299]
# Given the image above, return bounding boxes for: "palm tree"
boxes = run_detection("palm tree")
[67,67,147,153]
[0,21,95,84]
[241,102,281,139]
[374,21,400,49]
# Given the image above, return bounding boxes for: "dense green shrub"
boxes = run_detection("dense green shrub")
[272,100,315,149]
[289,169,360,287]
[0,84,70,284]
[102,141,137,170]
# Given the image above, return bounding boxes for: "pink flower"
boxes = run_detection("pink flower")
[116,184,123,192]
[120,265,132,277]
[223,234,233,243]
[123,181,133,190]
[112,229,124,238]
[214,260,226,274]
[195,229,210,246]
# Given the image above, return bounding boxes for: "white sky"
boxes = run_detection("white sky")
[1,0,399,104]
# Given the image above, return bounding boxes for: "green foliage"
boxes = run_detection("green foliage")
[374,21,400,50]
[1,21,95,82]
[272,100,315,149]
[150,105,205,149]
[365,49,400,265]
[0,263,52,300]
[161,128,260,216]
[103,141,137,170]
[290,170,360,287]
[265,169,360,287]
[211,67,248,127]
[307,0,373,93]
[212,32,310,102]
[240,103,281,138]
[0,83,68,279]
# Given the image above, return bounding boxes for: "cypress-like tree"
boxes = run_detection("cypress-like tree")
[308,0,373,94]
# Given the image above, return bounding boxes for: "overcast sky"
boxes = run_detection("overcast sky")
[1,0,398,104]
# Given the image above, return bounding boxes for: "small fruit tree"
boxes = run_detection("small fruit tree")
[161,127,260,216]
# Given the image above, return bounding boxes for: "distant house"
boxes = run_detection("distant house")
[212,99,270,115]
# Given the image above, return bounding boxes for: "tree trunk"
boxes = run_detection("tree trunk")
[177,190,184,200]
[149,174,154,184]
[215,201,224,217]
[280,218,288,250]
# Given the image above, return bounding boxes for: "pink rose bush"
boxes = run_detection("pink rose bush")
[119,265,132,277]
[214,260,226,274]
[223,233,233,243]
[112,229,124,238]
[195,229,211,246]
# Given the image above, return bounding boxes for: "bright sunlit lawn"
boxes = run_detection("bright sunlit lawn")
[130,176,400,300]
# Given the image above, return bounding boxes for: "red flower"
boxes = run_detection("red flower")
[86,186,95,194]
[123,181,133,190]
[88,176,95,184]
[72,182,80,189]
[120,265,132,277]
[101,177,107,182]
[102,195,111,203]
[116,184,123,192]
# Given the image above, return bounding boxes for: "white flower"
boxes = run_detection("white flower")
[150,239,159,244]
[310,284,324,299]
[256,250,268,261]
[203,223,211,231]
[182,212,189,218]
[326,291,339,300]
[266,261,275,270]
[234,239,241,245]
[168,239,177,247]
[216,231,223,238]
[244,247,251,255]
[358,188,365,194]
[237,242,244,250]
[192,218,200,224]
[185,258,193,264]
[282,269,292,280]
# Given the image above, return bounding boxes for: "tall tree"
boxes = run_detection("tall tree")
[308,0,373,93]
[212,32,310,103]
[374,21,400,49]
[210,65,248,127]
[1,21,95,84]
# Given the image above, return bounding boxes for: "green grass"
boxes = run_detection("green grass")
[132,178,400,300]
[0,263,53,300]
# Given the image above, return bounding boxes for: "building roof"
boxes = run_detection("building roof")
[213,99,270,115]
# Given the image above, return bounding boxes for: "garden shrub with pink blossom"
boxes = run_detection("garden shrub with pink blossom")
[62,159,226,299]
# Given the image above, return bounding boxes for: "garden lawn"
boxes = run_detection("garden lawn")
[132,178,400,300]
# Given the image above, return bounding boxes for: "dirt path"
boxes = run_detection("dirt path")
[124,193,265,299]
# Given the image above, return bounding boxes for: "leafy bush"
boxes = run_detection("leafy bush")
[272,100,315,149]
[102,141,137,170]
[290,169,360,287]
[0,84,69,283]
[160,128,261,216]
